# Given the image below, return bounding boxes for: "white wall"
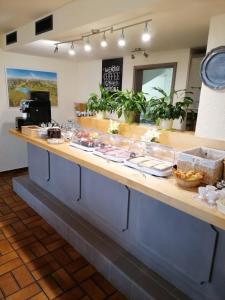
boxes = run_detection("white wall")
[187,56,203,110]
[75,48,191,129]
[0,48,191,172]
[0,49,77,172]
[196,14,225,140]
[75,60,102,102]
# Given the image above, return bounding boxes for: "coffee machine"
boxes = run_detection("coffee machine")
[16,91,51,130]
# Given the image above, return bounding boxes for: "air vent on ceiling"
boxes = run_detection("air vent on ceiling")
[6,31,17,45]
[35,15,53,35]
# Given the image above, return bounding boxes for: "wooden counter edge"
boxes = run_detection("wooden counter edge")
[9,129,225,231]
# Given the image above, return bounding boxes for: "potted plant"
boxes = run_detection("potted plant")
[87,85,112,119]
[145,87,193,130]
[114,90,147,124]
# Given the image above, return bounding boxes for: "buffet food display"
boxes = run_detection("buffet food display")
[20,124,225,190]
[69,129,176,176]
[93,135,132,162]
[125,143,175,177]
[94,145,131,162]
[70,129,103,151]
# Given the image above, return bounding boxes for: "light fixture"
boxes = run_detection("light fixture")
[100,32,108,48]
[84,37,92,52]
[53,17,152,55]
[54,45,58,54]
[68,42,75,55]
[118,29,126,47]
[131,54,135,59]
[143,51,149,58]
[142,22,151,42]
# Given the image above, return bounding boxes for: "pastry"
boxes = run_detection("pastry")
[173,169,204,181]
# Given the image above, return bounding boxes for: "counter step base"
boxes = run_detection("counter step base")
[13,175,189,300]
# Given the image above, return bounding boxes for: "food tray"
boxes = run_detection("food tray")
[69,142,95,152]
[70,129,103,152]
[94,146,131,163]
[177,147,225,185]
[124,156,148,171]
[140,161,173,177]
[125,156,173,177]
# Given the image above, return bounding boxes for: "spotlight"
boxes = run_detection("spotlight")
[142,22,151,42]
[68,42,75,55]
[143,51,149,58]
[84,37,92,52]
[131,54,135,59]
[54,45,58,54]
[100,32,108,48]
[118,29,126,47]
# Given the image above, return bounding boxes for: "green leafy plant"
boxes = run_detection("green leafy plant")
[87,85,113,113]
[145,87,193,122]
[114,90,147,119]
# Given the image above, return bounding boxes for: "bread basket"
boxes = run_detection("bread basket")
[173,169,204,188]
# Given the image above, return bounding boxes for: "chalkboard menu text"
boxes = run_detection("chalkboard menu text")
[102,58,123,92]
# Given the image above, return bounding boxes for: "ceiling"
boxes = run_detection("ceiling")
[4,0,225,61]
[0,0,73,32]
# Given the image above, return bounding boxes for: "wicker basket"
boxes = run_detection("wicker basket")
[177,147,225,185]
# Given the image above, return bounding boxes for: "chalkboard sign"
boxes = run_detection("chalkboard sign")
[102,58,123,92]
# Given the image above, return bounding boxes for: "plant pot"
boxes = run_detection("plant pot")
[159,119,173,130]
[124,111,140,124]
[96,111,106,120]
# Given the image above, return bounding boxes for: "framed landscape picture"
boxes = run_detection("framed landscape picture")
[6,68,58,107]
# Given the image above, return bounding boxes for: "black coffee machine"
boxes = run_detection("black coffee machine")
[16,91,51,130]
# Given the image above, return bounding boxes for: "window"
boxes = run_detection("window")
[133,63,177,100]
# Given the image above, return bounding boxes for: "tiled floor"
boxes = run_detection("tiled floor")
[0,169,126,300]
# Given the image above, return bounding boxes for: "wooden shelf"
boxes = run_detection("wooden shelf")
[9,129,225,230]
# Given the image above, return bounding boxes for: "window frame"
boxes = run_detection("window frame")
[133,62,177,102]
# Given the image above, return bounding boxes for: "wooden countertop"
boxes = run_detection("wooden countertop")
[10,129,225,230]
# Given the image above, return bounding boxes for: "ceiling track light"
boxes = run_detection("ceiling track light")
[84,37,92,52]
[53,17,152,54]
[142,22,151,42]
[100,32,108,48]
[118,29,126,47]
[54,45,58,54]
[143,51,149,58]
[130,48,149,59]
[68,42,75,55]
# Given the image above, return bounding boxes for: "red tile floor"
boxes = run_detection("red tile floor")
[0,169,126,300]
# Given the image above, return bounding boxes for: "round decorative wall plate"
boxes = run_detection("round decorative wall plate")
[201,46,225,90]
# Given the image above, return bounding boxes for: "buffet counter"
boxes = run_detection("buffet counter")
[9,129,225,230]
[77,117,225,150]
[9,128,225,300]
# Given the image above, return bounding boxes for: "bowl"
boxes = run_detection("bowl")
[173,169,204,188]
[175,177,203,188]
